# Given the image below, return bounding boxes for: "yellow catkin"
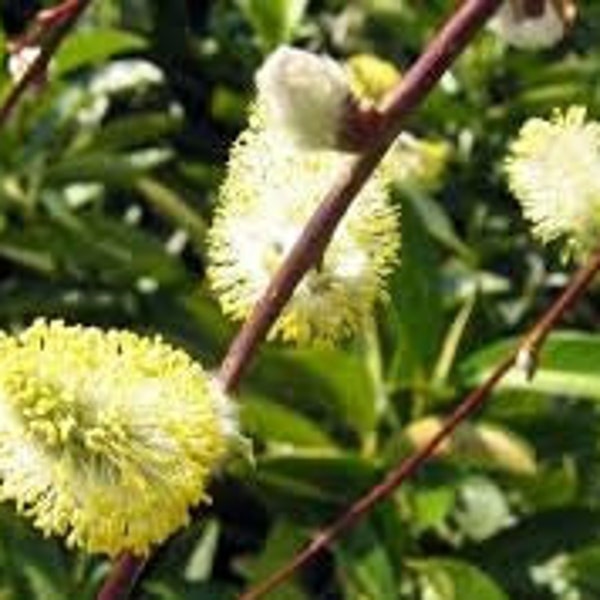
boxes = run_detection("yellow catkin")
[0,320,235,556]
[207,107,400,345]
[506,106,600,256]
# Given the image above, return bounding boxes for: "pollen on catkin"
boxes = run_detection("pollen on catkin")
[345,54,401,104]
[207,108,400,345]
[0,320,235,556]
[506,106,600,256]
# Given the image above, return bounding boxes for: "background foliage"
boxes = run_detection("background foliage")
[1,1,600,598]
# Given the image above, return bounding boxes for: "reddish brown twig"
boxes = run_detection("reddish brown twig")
[96,1,504,598]
[0,0,92,127]
[37,0,83,28]
[96,554,145,600]
[238,246,600,600]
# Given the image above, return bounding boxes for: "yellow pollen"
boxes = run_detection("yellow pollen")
[0,320,235,556]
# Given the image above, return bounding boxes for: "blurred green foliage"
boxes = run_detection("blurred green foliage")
[1,1,600,599]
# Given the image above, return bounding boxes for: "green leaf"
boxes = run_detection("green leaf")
[243,453,379,525]
[237,522,309,600]
[241,395,337,449]
[135,177,208,251]
[238,0,309,50]
[55,29,147,76]
[0,280,133,325]
[22,564,66,600]
[144,581,235,600]
[251,345,377,439]
[411,482,456,534]
[0,210,188,288]
[140,291,233,361]
[45,151,169,187]
[416,558,509,600]
[184,520,220,583]
[461,331,600,401]
[409,192,474,263]
[514,460,578,510]
[334,521,397,600]
[0,507,71,600]
[387,193,445,389]
[369,500,410,578]
[569,545,600,597]
[92,112,183,152]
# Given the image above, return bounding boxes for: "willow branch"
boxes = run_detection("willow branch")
[0,0,92,128]
[97,1,505,598]
[238,246,600,600]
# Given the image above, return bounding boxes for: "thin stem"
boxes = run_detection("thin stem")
[238,247,600,600]
[96,555,145,600]
[96,1,505,598]
[518,244,600,378]
[0,0,92,128]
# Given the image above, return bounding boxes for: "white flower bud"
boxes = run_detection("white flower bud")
[255,46,353,149]
[490,0,568,50]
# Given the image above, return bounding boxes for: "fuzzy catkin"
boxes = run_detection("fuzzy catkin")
[207,107,400,345]
[506,106,600,256]
[0,320,235,556]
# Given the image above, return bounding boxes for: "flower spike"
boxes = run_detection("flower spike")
[208,108,400,345]
[0,320,236,556]
[506,106,600,256]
